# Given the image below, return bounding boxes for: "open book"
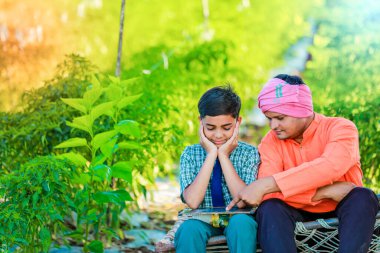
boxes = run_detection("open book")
[178,207,256,228]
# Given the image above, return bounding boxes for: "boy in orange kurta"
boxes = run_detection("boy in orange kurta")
[227,74,379,252]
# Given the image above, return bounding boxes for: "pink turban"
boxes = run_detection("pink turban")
[258,78,313,118]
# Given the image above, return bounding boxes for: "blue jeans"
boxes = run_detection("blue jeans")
[174,214,257,253]
[256,187,379,253]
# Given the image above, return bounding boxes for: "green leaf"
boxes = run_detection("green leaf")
[64,230,84,240]
[83,87,103,107]
[111,162,133,183]
[91,74,101,89]
[117,141,143,150]
[115,120,141,138]
[93,190,132,204]
[57,152,88,167]
[42,181,50,192]
[82,208,98,223]
[90,154,107,167]
[91,164,111,182]
[61,98,87,114]
[72,115,92,133]
[72,173,91,185]
[120,77,140,87]
[85,240,104,253]
[39,227,51,252]
[66,121,91,134]
[116,94,142,110]
[100,137,118,158]
[90,101,115,122]
[50,213,64,222]
[108,75,120,84]
[91,130,118,152]
[105,84,123,100]
[54,138,88,149]
[103,227,121,240]
[32,192,39,207]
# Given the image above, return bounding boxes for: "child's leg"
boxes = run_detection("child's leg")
[174,219,222,253]
[224,214,258,253]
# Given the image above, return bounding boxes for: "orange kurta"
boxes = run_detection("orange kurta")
[258,113,363,213]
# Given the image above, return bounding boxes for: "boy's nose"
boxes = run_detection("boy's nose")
[215,130,223,138]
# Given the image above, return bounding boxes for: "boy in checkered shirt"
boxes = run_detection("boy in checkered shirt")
[174,85,259,253]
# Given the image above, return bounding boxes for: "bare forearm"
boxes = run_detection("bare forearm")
[257,176,281,195]
[312,181,356,202]
[226,176,280,210]
[183,152,217,209]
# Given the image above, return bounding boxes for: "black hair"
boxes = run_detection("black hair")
[198,85,241,119]
[275,74,305,85]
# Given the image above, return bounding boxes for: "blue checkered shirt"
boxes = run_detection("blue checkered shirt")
[179,141,260,208]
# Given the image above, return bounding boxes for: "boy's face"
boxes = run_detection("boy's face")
[200,115,241,147]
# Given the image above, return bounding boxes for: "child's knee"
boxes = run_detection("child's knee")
[227,214,257,233]
[175,219,210,243]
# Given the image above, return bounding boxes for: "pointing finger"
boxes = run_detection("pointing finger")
[226,196,241,211]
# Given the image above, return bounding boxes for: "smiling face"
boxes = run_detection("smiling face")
[201,115,241,147]
[264,111,312,143]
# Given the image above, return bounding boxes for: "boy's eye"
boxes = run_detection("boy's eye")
[277,117,284,120]
[206,128,215,131]
[224,128,231,131]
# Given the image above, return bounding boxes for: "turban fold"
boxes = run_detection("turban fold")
[258,78,313,118]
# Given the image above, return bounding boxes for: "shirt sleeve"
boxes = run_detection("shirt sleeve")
[240,146,260,185]
[179,147,197,203]
[273,119,360,198]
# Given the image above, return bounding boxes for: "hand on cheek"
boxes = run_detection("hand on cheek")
[218,121,239,157]
[199,124,217,155]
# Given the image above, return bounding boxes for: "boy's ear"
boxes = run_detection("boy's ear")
[198,116,202,123]
[237,116,242,124]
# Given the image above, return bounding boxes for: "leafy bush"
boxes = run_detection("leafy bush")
[0,54,95,174]
[0,156,76,252]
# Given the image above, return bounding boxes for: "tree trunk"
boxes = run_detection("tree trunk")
[115,0,126,77]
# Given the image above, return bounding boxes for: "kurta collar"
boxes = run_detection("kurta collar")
[300,113,323,143]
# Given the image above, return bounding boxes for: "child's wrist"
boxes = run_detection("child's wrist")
[207,151,218,159]
[217,152,229,160]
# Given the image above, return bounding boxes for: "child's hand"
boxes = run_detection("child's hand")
[218,121,239,157]
[199,125,217,155]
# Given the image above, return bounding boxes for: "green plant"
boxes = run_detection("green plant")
[54,75,145,251]
[0,156,76,252]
